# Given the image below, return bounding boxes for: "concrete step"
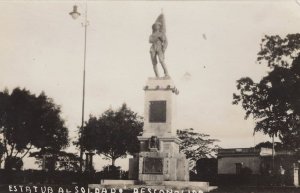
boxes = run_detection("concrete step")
[89,180,210,192]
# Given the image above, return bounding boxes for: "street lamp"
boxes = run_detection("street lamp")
[69,5,81,20]
[69,2,88,173]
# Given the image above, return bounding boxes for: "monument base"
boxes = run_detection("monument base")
[129,151,189,182]
[89,180,212,192]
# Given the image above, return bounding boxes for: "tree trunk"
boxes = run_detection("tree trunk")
[4,156,12,170]
[112,158,116,166]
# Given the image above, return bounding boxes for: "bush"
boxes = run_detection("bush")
[98,165,128,180]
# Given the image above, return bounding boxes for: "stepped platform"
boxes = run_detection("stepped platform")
[89,180,212,192]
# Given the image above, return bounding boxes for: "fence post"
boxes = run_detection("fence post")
[293,163,299,187]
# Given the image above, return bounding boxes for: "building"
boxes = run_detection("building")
[217,147,300,186]
[217,148,273,175]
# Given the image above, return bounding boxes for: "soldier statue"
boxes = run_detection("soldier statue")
[149,14,169,78]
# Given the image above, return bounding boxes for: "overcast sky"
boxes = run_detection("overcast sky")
[1,0,299,170]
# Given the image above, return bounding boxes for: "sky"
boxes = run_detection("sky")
[1,0,300,170]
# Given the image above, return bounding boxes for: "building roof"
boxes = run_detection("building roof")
[217,148,261,158]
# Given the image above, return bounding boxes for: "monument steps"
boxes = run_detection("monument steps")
[89,180,210,192]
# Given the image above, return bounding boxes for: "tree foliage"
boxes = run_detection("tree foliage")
[257,34,300,68]
[79,104,143,166]
[233,34,300,150]
[177,128,220,162]
[0,88,69,169]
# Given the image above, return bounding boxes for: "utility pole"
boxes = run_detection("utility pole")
[69,1,89,173]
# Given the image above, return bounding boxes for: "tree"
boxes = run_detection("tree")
[233,34,300,150]
[79,104,143,166]
[0,88,69,169]
[176,128,220,162]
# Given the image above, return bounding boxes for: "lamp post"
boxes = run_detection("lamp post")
[69,2,88,173]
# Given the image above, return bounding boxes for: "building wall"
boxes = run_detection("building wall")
[218,156,261,174]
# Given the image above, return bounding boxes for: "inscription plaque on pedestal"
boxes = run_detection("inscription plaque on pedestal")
[149,100,166,123]
[143,158,163,174]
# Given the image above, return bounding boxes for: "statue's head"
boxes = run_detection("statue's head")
[152,22,162,32]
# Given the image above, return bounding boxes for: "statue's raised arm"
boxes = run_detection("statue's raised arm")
[149,14,169,78]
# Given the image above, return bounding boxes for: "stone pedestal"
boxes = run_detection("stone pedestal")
[129,77,189,182]
[142,77,179,137]
[99,77,210,191]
